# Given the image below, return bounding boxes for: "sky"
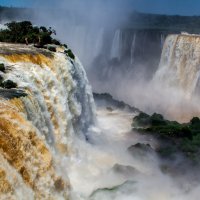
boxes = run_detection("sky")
[1,0,200,16]
[0,0,33,7]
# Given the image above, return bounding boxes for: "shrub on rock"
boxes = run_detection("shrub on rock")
[47,45,56,52]
[132,112,151,128]
[64,49,75,60]
[52,39,61,45]
[63,44,68,49]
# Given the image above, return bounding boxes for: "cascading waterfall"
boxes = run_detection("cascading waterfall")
[0,43,95,199]
[153,34,200,98]
[149,33,200,121]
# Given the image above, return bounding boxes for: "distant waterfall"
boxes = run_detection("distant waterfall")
[153,34,200,98]
[110,29,122,60]
[160,34,165,49]
[93,28,105,58]
[130,33,137,65]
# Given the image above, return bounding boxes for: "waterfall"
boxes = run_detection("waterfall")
[160,34,165,49]
[130,33,137,65]
[110,29,122,60]
[0,43,96,199]
[149,33,200,122]
[153,34,200,98]
[93,28,104,59]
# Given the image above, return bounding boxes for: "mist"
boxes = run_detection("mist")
[30,0,135,66]
[68,107,200,200]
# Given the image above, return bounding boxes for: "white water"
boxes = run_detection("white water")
[160,34,165,49]
[69,108,139,199]
[67,107,200,200]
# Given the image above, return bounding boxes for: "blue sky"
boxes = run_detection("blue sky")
[0,0,33,7]
[1,0,200,16]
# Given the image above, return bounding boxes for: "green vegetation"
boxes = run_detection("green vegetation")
[46,45,57,52]
[0,21,60,46]
[132,113,200,160]
[0,63,17,89]
[93,93,139,112]
[0,21,76,59]
[63,44,68,49]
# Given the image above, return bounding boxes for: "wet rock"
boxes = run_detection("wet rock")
[106,107,113,111]
[0,89,27,99]
[0,75,3,83]
[2,80,17,89]
[0,63,5,73]
[54,177,65,191]
[47,45,56,52]
[63,44,68,49]
[112,164,138,176]
[128,143,154,157]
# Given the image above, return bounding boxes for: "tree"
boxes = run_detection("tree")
[0,21,59,46]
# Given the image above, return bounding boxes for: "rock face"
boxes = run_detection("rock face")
[0,43,95,199]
